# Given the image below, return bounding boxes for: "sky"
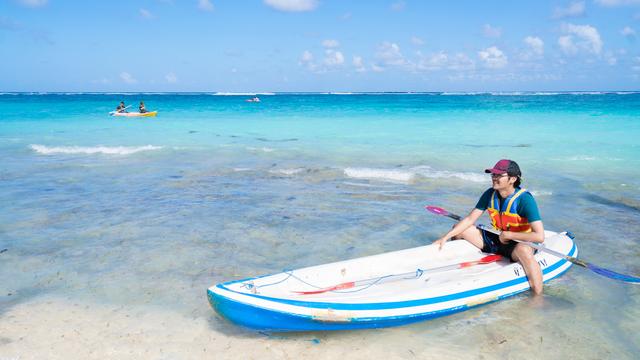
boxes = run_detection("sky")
[1,0,639,92]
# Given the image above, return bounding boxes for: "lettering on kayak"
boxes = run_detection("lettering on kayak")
[514,258,549,277]
[537,258,548,268]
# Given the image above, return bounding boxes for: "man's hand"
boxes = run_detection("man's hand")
[433,237,449,250]
[498,231,512,244]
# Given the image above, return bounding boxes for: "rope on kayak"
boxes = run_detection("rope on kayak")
[327,269,426,293]
[241,270,296,293]
[242,269,427,295]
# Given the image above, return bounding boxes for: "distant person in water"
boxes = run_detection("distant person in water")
[246,97,260,102]
[115,101,127,113]
[433,159,546,295]
[139,101,147,113]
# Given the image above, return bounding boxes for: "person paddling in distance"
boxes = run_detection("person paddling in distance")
[433,159,546,295]
[139,101,147,113]
[115,101,127,113]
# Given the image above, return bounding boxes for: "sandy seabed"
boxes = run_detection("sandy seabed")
[0,293,634,360]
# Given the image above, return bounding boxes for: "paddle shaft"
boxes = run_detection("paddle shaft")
[110,105,131,115]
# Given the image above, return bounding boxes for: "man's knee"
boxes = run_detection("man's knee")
[513,243,534,261]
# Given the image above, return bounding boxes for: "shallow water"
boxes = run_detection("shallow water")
[1,93,639,358]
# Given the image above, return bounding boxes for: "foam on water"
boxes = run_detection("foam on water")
[30,144,162,155]
[343,166,486,184]
[344,167,416,183]
[269,168,306,176]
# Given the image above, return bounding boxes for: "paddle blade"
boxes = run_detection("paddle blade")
[425,206,462,220]
[460,254,503,268]
[586,263,640,284]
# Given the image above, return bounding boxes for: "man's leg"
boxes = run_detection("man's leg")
[452,225,484,250]
[512,243,543,295]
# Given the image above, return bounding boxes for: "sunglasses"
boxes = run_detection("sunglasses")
[490,173,509,179]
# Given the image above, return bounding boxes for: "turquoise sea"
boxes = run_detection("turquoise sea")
[1,93,639,358]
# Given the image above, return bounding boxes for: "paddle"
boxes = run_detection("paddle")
[293,254,503,295]
[109,105,131,115]
[426,205,640,284]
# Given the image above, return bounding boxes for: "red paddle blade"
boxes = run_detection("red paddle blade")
[425,205,449,216]
[459,254,503,268]
[293,281,355,295]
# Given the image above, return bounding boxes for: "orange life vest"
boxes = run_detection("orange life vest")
[487,188,532,232]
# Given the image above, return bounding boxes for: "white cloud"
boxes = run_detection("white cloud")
[353,56,366,72]
[376,42,406,66]
[165,73,178,83]
[140,9,154,19]
[632,56,640,71]
[448,53,476,71]
[264,0,318,12]
[198,0,214,12]
[417,52,448,71]
[322,39,340,48]
[604,51,617,65]
[559,23,603,55]
[558,35,577,55]
[478,46,508,68]
[524,36,544,56]
[299,50,317,71]
[301,50,313,62]
[18,0,47,8]
[622,26,636,37]
[553,1,586,19]
[483,24,502,38]
[391,1,406,11]
[323,49,344,66]
[411,36,425,46]
[416,52,475,71]
[120,72,137,84]
[595,0,640,6]
[371,64,384,72]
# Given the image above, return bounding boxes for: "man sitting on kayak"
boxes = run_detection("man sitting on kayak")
[115,101,127,113]
[139,101,147,113]
[433,160,545,295]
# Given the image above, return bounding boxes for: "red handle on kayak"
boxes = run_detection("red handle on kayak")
[459,254,503,268]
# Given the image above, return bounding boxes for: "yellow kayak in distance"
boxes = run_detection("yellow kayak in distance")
[110,111,158,118]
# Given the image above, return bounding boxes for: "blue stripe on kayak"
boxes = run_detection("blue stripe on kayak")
[208,256,575,331]
[215,243,576,311]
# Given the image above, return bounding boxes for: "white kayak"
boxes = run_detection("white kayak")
[208,230,576,331]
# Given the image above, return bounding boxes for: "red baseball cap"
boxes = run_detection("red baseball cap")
[485,159,521,176]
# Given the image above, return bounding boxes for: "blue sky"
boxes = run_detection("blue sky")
[1,0,639,92]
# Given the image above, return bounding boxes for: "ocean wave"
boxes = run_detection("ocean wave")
[30,144,162,155]
[212,92,275,96]
[530,190,553,196]
[411,166,486,183]
[564,156,597,161]
[344,166,486,184]
[246,146,275,153]
[344,168,415,183]
[269,168,305,176]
